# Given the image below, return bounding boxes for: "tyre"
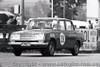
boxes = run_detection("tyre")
[13,48,22,56]
[71,41,79,56]
[40,49,47,56]
[40,41,55,56]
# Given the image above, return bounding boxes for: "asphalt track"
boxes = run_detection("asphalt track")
[0,53,100,67]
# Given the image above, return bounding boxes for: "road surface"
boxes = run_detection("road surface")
[0,53,100,67]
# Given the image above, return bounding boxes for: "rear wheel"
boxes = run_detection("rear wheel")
[13,48,22,56]
[71,41,79,56]
[40,41,55,56]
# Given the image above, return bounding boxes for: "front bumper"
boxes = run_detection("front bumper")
[8,42,49,49]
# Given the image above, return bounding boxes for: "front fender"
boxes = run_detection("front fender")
[44,33,56,42]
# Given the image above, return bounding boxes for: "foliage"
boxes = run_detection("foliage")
[25,0,50,20]
[51,0,86,20]
[75,4,86,21]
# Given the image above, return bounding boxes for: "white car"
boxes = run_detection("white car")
[72,20,89,29]
[0,11,15,24]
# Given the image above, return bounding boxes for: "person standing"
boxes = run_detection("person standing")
[93,18,98,29]
[7,16,17,25]
[88,20,93,29]
[6,15,17,41]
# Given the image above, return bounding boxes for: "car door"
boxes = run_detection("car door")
[56,20,68,49]
[64,20,77,48]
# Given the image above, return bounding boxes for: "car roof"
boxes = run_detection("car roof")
[28,17,71,21]
[0,11,14,17]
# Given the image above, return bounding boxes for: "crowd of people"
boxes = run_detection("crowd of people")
[88,18,99,29]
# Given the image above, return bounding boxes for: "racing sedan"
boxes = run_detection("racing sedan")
[8,17,84,56]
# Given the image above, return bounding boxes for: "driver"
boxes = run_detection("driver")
[52,20,57,30]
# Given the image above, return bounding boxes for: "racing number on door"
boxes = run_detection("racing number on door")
[60,33,65,45]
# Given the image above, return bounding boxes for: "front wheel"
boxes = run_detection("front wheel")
[71,41,80,56]
[13,48,22,56]
[40,41,55,56]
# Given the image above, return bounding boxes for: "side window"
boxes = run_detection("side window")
[27,20,35,30]
[65,21,73,30]
[52,20,58,30]
[58,21,65,30]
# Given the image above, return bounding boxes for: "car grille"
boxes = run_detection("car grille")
[20,33,37,40]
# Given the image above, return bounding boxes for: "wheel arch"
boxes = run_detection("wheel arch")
[50,38,57,49]
[76,40,81,48]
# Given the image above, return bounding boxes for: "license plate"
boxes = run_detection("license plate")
[21,42,31,46]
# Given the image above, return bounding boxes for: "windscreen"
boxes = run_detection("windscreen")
[27,19,58,30]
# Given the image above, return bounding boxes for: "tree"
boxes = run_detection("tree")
[52,0,86,20]
[25,0,50,19]
[75,3,86,21]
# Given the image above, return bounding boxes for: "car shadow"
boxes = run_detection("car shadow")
[21,54,72,57]
[21,53,89,57]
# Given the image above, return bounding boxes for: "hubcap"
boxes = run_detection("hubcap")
[49,42,54,55]
[74,45,79,54]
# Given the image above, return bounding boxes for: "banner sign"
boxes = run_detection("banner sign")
[76,29,97,51]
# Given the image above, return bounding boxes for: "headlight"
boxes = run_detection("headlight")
[0,33,3,38]
[10,33,20,40]
[35,33,45,40]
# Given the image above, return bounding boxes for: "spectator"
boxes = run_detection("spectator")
[7,16,17,25]
[88,20,93,29]
[95,18,99,28]
[6,16,17,41]
[93,18,98,29]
